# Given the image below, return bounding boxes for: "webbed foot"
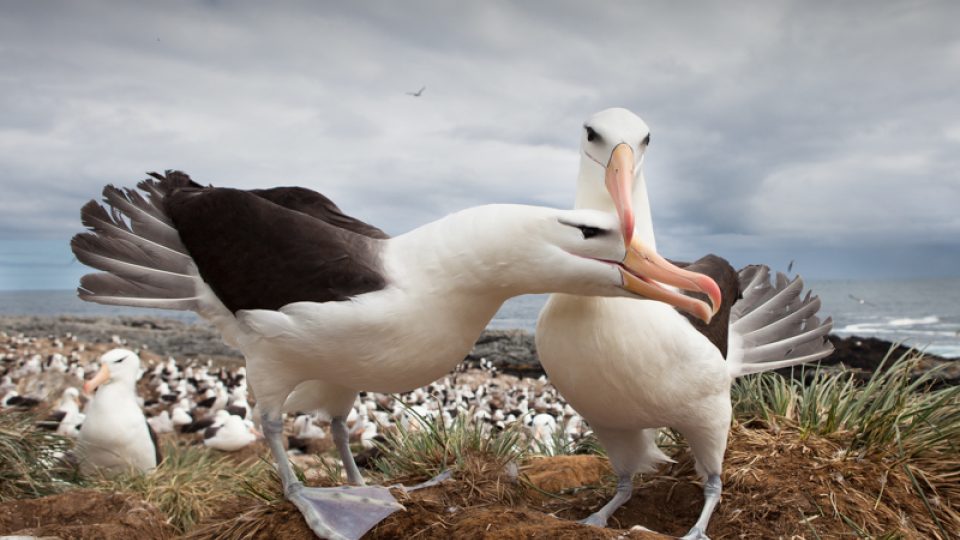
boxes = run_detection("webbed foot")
[287,482,403,540]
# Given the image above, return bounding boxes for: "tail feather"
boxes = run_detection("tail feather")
[72,171,202,313]
[727,265,834,378]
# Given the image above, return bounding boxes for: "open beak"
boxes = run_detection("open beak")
[605,143,636,247]
[618,237,722,324]
[83,363,111,395]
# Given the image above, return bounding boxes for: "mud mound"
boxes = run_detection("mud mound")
[542,424,957,538]
[0,489,175,539]
[522,454,610,495]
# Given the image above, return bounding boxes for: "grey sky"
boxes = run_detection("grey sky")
[1,1,959,290]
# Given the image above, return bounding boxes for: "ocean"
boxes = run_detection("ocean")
[2,277,959,358]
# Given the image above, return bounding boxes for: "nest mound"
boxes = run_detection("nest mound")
[0,489,175,539]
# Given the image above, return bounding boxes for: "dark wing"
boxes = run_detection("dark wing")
[163,183,388,313]
[74,170,388,315]
[672,254,739,358]
[226,404,247,419]
[180,416,216,434]
[250,186,389,239]
[146,420,162,465]
[203,425,221,440]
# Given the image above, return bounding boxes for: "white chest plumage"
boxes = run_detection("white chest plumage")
[79,383,155,474]
[536,294,729,430]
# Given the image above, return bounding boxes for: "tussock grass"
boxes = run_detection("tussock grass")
[373,405,527,481]
[372,404,530,507]
[0,412,74,501]
[89,440,275,533]
[731,347,960,536]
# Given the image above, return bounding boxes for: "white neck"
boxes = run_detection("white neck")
[574,159,657,250]
[388,205,571,301]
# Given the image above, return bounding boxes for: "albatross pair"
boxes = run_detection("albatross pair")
[71,172,720,540]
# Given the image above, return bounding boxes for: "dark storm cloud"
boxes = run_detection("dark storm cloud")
[1,1,958,288]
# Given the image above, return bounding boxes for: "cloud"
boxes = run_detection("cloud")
[1,1,958,288]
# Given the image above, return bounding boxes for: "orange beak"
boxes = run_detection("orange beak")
[83,363,111,395]
[619,237,722,324]
[605,143,636,247]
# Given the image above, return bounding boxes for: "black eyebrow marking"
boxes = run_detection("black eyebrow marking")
[584,125,601,143]
[642,133,651,146]
[558,218,610,239]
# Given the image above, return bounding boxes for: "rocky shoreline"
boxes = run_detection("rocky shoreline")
[2,315,957,386]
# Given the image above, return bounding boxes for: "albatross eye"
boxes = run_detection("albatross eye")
[577,225,606,239]
[585,126,600,143]
[641,133,650,146]
[558,218,610,239]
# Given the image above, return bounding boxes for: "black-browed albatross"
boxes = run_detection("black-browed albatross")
[78,349,161,476]
[536,108,834,539]
[71,171,721,540]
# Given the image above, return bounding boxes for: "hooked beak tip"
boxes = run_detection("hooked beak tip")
[698,275,723,316]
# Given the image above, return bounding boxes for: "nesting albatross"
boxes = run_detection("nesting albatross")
[71,171,720,540]
[78,349,160,476]
[536,108,834,538]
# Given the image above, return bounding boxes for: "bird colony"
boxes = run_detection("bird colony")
[0,331,587,470]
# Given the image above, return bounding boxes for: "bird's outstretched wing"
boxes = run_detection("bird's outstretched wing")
[73,171,389,315]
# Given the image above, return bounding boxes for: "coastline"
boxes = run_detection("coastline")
[3,314,957,386]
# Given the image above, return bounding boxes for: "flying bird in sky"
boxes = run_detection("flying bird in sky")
[406,85,426,97]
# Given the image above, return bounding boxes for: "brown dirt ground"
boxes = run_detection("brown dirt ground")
[186,423,957,539]
[3,422,957,539]
[0,489,176,539]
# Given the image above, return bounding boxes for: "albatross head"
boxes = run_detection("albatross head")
[494,206,720,322]
[577,108,651,246]
[83,348,141,395]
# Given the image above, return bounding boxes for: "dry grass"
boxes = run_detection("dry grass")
[731,349,960,537]
[0,412,74,501]
[88,440,276,533]
[371,404,527,490]
[718,422,953,538]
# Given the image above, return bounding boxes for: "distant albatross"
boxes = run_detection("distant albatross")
[78,349,160,476]
[536,108,834,539]
[71,171,719,540]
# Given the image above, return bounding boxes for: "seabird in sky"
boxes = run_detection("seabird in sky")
[536,108,834,539]
[406,85,426,97]
[78,349,161,476]
[71,171,719,540]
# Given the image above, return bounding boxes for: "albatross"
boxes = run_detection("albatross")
[71,171,720,540]
[78,349,161,476]
[536,108,834,538]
